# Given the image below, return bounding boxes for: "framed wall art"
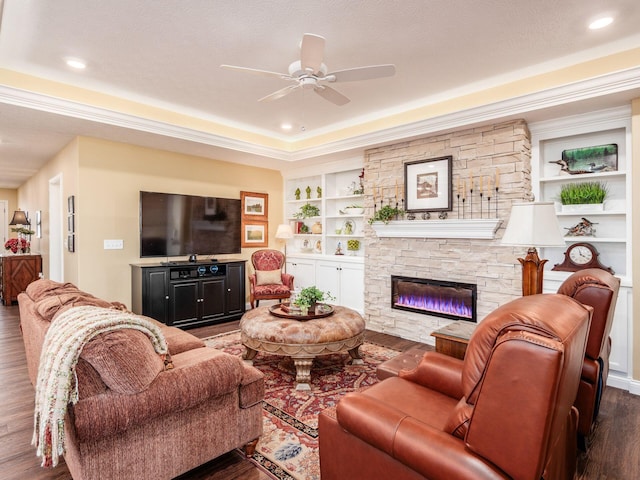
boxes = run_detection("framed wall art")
[560,143,617,173]
[35,210,42,238]
[404,156,453,212]
[241,191,268,221]
[242,221,268,248]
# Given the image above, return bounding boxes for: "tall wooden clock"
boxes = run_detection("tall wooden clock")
[552,242,614,274]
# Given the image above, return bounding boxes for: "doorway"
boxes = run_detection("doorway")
[49,174,64,282]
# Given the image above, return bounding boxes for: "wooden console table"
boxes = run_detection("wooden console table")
[0,254,42,305]
[431,321,477,360]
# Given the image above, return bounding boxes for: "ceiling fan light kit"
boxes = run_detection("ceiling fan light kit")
[221,33,395,106]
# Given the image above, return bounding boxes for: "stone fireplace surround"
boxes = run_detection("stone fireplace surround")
[364,119,532,344]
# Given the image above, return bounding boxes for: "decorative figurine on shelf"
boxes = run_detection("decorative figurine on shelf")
[565,217,597,236]
[295,187,301,200]
[438,212,448,220]
[344,220,354,235]
[335,241,344,255]
[354,168,365,195]
[347,181,356,196]
[317,186,322,198]
[306,186,311,199]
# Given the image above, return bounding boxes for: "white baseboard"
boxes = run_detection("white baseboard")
[607,372,640,395]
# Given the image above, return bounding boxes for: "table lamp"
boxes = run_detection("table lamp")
[275,224,294,256]
[9,209,29,227]
[501,202,565,296]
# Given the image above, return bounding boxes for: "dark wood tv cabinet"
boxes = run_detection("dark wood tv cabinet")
[131,260,246,329]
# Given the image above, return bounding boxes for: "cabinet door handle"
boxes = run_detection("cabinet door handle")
[165,295,169,300]
[228,288,231,292]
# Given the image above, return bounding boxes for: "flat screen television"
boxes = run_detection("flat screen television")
[139,191,241,258]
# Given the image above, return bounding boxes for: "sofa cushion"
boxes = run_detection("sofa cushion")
[75,358,108,398]
[161,325,206,354]
[256,269,283,285]
[81,329,165,395]
[25,279,80,301]
[35,293,115,322]
[72,347,245,442]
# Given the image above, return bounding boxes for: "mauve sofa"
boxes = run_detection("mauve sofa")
[19,279,264,480]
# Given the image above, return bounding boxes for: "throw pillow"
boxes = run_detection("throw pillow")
[81,329,164,395]
[256,269,283,286]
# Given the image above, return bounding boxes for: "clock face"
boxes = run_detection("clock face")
[569,245,594,265]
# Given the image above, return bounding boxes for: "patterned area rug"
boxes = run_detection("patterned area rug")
[204,331,400,480]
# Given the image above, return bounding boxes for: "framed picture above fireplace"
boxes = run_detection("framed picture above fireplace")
[404,155,452,212]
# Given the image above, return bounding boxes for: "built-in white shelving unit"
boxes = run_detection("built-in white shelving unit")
[531,106,633,385]
[283,162,365,313]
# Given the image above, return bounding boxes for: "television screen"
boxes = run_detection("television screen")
[140,191,241,258]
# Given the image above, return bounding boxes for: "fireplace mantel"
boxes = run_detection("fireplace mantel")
[371,219,502,239]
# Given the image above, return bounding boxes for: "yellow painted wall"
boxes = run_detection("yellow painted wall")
[15,139,80,283]
[72,137,283,306]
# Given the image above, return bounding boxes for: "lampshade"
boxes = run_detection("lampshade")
[9,210,29,226]
[275,224,294,239]
[501,202,565,247]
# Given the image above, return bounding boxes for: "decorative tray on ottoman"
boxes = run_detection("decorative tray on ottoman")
[268,302,334,320]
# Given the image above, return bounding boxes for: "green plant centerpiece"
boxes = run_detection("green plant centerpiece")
[294,203,321,219]
[559,181,608,205]
[293,286,335,315]
[368,204,404,224]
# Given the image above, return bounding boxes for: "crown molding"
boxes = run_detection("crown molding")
[1,65,639,163]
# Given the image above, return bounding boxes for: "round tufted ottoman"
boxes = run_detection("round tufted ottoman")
[239,305,366,390]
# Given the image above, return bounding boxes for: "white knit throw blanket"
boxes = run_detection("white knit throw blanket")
[32,305,169,468]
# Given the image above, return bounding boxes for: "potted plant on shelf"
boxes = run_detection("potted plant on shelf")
[293,286,335,315]
[559,181,608,212]
[368,204,404,224]
[294,203,320,219]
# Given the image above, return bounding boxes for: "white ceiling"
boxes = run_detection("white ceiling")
[1,0,640,188]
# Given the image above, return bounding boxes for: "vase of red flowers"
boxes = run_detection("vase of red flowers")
[4,237,30,254]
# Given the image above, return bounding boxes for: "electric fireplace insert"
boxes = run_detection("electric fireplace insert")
[391,275,477,322]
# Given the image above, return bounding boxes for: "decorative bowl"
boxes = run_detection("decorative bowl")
[343,207,364,215]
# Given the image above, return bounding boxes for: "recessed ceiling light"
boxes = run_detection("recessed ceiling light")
[65,58,87,69]
[589,17,613,30]
[281,123,293,131]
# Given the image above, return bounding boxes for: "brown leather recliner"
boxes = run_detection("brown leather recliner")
[319,294,592,480]
[556,268,620,442]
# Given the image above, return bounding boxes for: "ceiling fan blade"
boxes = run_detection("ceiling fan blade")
[326,64,396,83]
[258,84,299,102]
[300,33,325,73]
[314,85,350,106]
[220,64,292,80]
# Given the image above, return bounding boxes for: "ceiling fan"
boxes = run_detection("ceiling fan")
[221,33,395,106]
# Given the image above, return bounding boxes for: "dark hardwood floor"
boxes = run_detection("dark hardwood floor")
[1,303,638,479]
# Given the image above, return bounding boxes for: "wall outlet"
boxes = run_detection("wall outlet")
[104,239,124,250]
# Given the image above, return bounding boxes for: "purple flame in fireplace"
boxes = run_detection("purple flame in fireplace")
[396,293,473,318]
[391,276,477,322]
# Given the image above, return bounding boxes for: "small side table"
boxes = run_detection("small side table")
[431,321,477,360]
